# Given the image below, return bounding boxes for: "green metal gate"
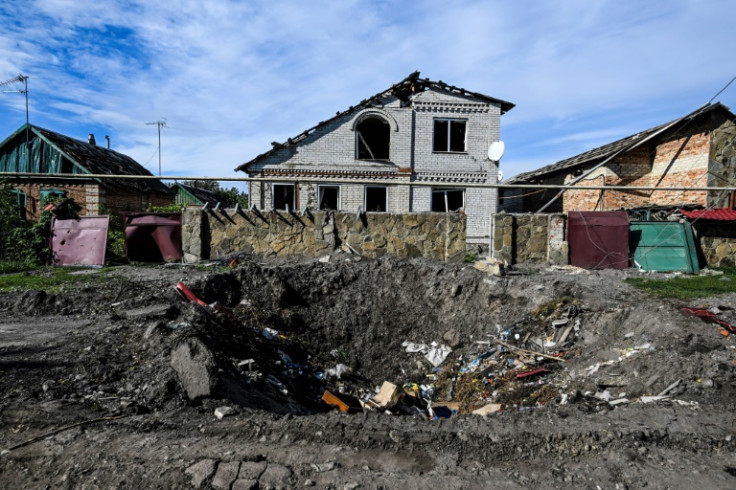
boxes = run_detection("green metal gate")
[629,221,700,273]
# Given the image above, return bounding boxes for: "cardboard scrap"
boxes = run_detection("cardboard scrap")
[372,381,402,408]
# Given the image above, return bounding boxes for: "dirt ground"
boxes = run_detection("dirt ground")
[0,254,735,489]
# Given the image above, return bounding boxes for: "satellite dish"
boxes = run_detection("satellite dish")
[487,140,505,162]
[497,169,504,182]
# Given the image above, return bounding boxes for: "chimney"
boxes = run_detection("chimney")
[105,135,110,149]
[88,133,96,146]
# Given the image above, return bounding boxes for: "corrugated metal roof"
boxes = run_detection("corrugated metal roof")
[505,102,734,184]
[236,71,515,173]
[679,208,736,221]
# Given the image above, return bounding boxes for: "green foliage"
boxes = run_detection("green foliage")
[464,253,477,263]
[625,268,736,299]
[148,203,185,213]
[101,205,127,262]
[0,268,116,292]
[0,183,81,268]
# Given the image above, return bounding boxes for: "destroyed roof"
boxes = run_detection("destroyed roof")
[0,124,173,194]
[504,102,734,184]
[236,71,515,172]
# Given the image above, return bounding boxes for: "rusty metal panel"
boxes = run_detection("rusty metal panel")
[123,213,182,262]
[568,211,629,269]
[49,216,109,266]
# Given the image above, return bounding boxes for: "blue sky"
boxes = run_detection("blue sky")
[0,0,734,188]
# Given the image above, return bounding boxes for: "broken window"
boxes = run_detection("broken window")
[318,185,340,210]
[272,184,295,211]
[433,119,467,152]
[40,189,65,204]
[431,188,464,212]
[365,186,388,212]
[356,117,390,160]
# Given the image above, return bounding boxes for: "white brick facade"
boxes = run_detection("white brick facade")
[241,75,512,245]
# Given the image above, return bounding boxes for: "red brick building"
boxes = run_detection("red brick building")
[500,103,736,213]
[0,124,174,219]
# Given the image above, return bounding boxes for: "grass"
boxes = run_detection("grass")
[0,267,116,292]
[0,260,42,275]
[625,267,736,299]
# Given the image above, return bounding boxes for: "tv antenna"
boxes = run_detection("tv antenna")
[1,73,30,154]
[146,119,167,176]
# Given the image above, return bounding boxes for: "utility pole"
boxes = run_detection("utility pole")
[146,119,167,176]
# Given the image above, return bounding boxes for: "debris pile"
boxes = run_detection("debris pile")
[318,297,583,418]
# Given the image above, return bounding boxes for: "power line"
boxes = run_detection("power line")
[708,75,736,104]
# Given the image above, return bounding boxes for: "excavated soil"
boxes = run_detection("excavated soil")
[0,254,735,489]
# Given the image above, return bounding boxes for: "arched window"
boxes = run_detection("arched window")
[356,116,390,160]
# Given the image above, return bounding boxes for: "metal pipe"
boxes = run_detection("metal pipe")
[0,171,733,192]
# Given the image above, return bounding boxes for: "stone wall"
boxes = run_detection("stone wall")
[694,222,736,267]
[492,213,568,265]
[182,208,466,262]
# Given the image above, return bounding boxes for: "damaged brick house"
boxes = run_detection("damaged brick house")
[500,102,736,213]
[236,71,514,247]
[0,123,174,219]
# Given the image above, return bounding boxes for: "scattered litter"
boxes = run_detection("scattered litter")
[325,364,350,379]
[472,403,502,416]
[371,381,402,409]
[639,395,670,404]
[680,307,736,334]
[214,406,237,420]
[658,379,682,397]
[322,390,362,413]
[175,282,238,321]
[310,462,336,473]
[424,342,452,367]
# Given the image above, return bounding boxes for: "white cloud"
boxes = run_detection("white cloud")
[0,0,734,181]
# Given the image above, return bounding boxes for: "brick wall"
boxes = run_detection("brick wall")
[247,89,504,246]
[100,188,174,215]
[563,130,711,211]
[8,181,91,220]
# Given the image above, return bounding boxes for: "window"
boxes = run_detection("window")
[365,186,388,212]
[433,119,466,152]
[10,189,27,218]
[431,188,464,212]
[272,184,295,211]
[318,185,340,210]
[356,116,390,160]
[40,189,66,204]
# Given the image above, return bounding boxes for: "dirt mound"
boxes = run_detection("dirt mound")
[1,256,735,488]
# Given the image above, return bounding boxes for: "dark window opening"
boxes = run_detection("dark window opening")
[356,117,390,160]
[273,184,295,211]
[10,190,27,219]
[433,119,466,152]
[365,186,387,212]
[319,186,340,210]
[431,189,464,212]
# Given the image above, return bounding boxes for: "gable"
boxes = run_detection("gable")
[237,71,514,173]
